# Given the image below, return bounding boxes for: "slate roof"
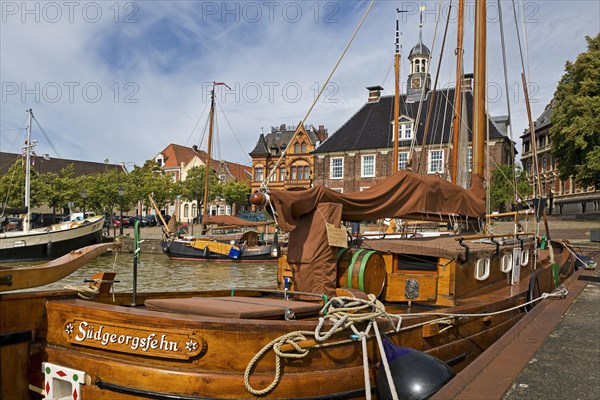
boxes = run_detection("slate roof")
[0,152,123,176]
[313,89,505,154]
[521,100,554,138]
[157,143,251,183]
[250,126,322,157]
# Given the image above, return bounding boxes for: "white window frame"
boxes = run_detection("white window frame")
[361,154,375,177]
[398,152,409,170]
[254,167,264,182]
[400,123,413,140]
[467,147,473,172]
[428,150,444,174]
[330,157,344,179]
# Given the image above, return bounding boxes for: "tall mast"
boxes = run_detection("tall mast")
[201,82,230,231]
[451,0,465,183]
[202,83,216,227]
[392,9,402,173]
[23,109,34,233]
[472,0,486,180]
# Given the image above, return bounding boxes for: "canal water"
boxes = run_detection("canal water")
[17,252,278,293]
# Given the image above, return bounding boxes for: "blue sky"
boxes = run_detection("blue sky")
[1,0,599,168]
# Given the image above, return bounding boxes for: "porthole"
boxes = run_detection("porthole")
[501,253,513,273]
[475,258,490,281]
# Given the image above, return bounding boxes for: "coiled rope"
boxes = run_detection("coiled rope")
[243,286,569,397]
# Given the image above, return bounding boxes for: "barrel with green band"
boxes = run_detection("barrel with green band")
[336,248,386,297]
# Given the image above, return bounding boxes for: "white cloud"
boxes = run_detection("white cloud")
[1,0,598,167]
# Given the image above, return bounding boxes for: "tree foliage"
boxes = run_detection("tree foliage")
[489,164,532,212]
[179,166,220,210]
[221,180,250,213]
[550,33,600,188]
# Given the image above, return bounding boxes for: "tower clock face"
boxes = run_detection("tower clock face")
[412,78,421,89]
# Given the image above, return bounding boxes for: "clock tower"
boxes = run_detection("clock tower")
[406,12,431,103]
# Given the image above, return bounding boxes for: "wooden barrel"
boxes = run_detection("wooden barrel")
[336,248,386,297]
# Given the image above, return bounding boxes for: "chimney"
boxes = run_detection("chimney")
[192,145,198,152]
[317,125,328,142]
[366,85,384,103]
[280,124,286,131]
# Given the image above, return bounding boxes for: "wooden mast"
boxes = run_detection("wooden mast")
[201,83,216,232]
[451,0,465,183]
[392,10,402,173]
[472,0,486,180]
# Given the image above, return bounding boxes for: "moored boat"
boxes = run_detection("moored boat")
[0,109,104,263]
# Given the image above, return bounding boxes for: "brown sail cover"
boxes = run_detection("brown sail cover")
[202,215,272,227]
[286,203,342,299]
[267,170,486,232]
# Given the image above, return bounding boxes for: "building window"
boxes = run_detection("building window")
[331,188,343,193]
[184,204,189,218]
[330,157,343,179]
[301,143,307,153]
[428,150,444,174]
[291,166,297,180]
[399,123,413,140]
[219,174,227,181]
[304,166,310,180]
[279,166,287,181]
[361,154,375,177]
[468,147,473,172]
[294,143,300,153]
[254,167,264,182]
[218,205,225,215]
[398,152,408,170]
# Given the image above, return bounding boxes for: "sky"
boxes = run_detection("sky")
[1,0,599,169]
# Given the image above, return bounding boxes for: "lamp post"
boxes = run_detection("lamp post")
[80,190,87,220]
[118,187,125,235]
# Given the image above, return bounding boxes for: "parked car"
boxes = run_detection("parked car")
[157,214,171,225]
[128,216,150,227]
[120,217,130,228]
[145,215,158,226]
[238,212,269,222]
[1,216,21,232]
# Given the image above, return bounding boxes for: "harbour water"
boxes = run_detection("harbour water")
[16,252,278,293]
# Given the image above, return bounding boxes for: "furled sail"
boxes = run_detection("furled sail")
[266,170,486,232]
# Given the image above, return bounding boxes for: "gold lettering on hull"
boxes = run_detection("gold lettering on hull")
[63,319,205,360]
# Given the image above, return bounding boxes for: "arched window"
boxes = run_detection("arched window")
[184,204,189,218]
[421,59,427,72]
[279,166,287,181]
[294,143,301,153]
[414,59,420,73]
[301,143,307,153]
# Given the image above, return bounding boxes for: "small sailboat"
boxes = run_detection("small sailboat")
[0,109,104,263]
[160,83,278,262]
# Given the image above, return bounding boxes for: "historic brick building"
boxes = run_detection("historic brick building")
[249,123,328,192]
[521,101,600,214]
[154,143,251,219]
[311,34,513,193]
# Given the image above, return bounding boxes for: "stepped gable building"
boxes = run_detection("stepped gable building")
[312,33,513,193]
[249,123,328,192]
[154,143,251,219]
[521,101,599,214]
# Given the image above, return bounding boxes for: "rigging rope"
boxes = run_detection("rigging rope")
[259,0,377,188]
[31,115,62,159]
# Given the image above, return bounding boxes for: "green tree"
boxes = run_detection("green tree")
[38,164,77,216]
[489,164,532,212]
[129,160,174,215]
[551,33,600,188]
[179,165,221,215]
[221,180,250,215]
[0,159,44,208]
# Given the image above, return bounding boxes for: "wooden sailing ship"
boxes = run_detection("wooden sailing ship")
[0,1,581,399]
[159,83,278,262]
